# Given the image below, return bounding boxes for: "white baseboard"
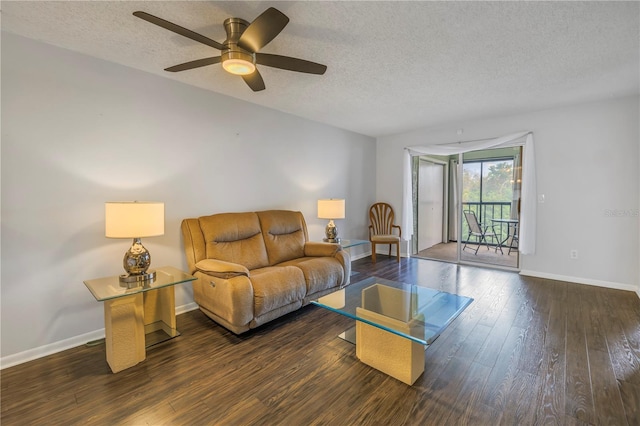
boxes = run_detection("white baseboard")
[0,328,106,370]
[350,248,409,262]
[519,269,639,295]
[351,250,371,261]
[176,302,199,315]
[0,302,201,370]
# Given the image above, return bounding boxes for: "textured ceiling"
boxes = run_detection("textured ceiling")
[2,1,638,137]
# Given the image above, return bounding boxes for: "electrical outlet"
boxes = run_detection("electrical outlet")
[570,249,578,259]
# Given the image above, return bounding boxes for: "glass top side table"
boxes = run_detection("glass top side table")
[84,266,196,373]
[337,239,369,249]
[333,239,369,275]
[84,266,195,301]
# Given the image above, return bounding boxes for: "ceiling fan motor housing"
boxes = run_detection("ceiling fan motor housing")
[221,47,253,64]
[224,17,249,42]
[223,17,254,61]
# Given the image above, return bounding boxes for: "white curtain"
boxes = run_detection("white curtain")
[402,131,536,255]
[511,150,522,220]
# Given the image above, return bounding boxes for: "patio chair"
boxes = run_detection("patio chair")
[463,211,501,255]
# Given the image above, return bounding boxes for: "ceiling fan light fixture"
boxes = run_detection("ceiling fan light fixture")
[222,50,255,75]
[223,58,256,75]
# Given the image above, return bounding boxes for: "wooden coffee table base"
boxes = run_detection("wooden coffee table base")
[355,307,425,385]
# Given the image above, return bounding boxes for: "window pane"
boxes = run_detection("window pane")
[482,160,513,202]
[462,162,481,202]
[482,160,513,220]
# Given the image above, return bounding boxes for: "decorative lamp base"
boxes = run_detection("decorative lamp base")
[119,270,156,282]
[324,220,340,243]
[120,237,154,287]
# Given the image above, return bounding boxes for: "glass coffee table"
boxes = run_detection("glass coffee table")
[311,276,473,385]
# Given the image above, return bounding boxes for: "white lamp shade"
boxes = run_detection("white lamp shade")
[317,199,346,219]
[105,201,165,238]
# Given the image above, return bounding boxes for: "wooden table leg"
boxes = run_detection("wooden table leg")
[143,286,178,342]
[104,293,145,373]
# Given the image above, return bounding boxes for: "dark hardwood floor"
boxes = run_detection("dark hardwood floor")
[2,256,639,425]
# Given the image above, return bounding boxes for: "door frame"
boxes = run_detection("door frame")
[412,156,449,255]
[411,150,522,271]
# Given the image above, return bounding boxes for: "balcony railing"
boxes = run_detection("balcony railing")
[461,201,512,244]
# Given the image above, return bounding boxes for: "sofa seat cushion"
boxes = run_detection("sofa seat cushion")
[194,259,250,279]
[250,266,306,317]
[280,257,345,295]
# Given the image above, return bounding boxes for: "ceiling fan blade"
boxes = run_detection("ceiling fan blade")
[164,57,222,72]
[237,7,289,53]
[133,11,226,51]
[242,70,266,92]
[256,53,327,75]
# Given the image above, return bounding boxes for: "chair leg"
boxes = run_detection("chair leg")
[482,235,491,251]
[462,231,472,253]
[396,242,400,262]
[371,242,376,263]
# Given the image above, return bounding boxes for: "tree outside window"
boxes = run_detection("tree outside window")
[462,158,514,240]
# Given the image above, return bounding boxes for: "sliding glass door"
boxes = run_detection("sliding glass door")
[413,146,521,269]
[459,148,520,268]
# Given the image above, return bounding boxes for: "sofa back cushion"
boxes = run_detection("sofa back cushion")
[181,218,207,273]
[257,210,308,266]
[199,212,269,270]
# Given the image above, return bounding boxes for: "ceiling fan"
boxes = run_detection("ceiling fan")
[133,7,327,92]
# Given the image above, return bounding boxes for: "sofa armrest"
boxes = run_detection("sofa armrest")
[335,250,351,286]
[195,259,250,279]
[192,272,254,332]
[304,241,341,257]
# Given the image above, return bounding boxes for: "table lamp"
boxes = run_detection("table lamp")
[317,199,345,243]
[105,201,165,284]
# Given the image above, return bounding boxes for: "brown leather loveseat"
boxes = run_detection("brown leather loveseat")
[181,210,351,334]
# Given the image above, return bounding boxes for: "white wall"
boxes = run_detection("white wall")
[377,95,639,292]
[1,33,376,364]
